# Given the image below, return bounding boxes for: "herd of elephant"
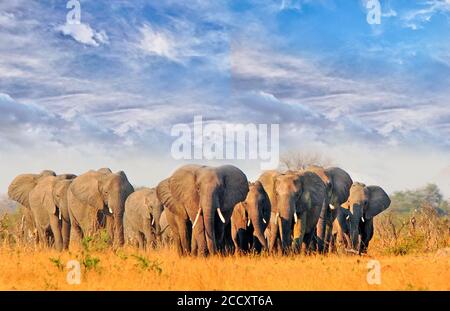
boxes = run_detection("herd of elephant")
[7,164,391,256]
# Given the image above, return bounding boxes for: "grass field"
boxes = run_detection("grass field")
[0,244,448,291]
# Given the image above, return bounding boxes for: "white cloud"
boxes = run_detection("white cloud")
[56,22,109,47]
[138,24,178,61]
[403,0,450,30]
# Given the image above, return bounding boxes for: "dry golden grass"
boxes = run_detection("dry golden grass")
[0,244,448,291]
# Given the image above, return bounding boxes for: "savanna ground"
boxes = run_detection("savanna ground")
[0,184,449,291]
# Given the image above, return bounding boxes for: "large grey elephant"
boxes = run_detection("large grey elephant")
[156,164,249,256]
[337,182,391,254]
[259,170,326,254]
[124,187,164,250]
[306,166,353,253]
[8,170,57,244]
[231,181,271,253]
[67,168,134,248]
[28,174,76,251]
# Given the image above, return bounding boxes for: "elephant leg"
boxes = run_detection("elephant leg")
[61,218,71,250]
[292,213,307,254]
[49,215,63,251]
[105,214,114,245]
[142,219,156,250]
[360,222,374,254]
[316,203,328,253]
[136,232,145,250]
[231,224,239,253]
[324,208,338,253]
[69,222,83,250]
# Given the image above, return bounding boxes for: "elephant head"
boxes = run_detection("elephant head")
[341,183,391,251]
[268,171,326,253]
[69,169,134,247]
[156,164,248,256]
[231,181,271,252]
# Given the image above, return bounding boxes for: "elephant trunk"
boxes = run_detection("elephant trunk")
[349,206,362,250]
[250,209,268,251]
[109,193,125,247]
[201,193,218,256]
[114,212,124,247]
[278,197,294,253]
[315,198,329,253]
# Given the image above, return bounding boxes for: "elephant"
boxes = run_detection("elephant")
[306,166,353,253]
[8,170,57,245]
[28,174,77,251]
[337,182,391,254]
[259,170,326,254]
[124,187,164,250]
[67,168,134,248]
[156,164,249,256]
[158,210,173,246]
[230,181,271,253]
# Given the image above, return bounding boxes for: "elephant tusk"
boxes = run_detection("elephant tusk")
[294,212,298,224]
[329,204,335,210]
[346,215,350,221]
[247,219,251,227]
[217,208,226,224]
[361,217,365,223]
[108,207,113,214]
[192,208,202,229]
[151,218,155,226]
[262,218,267,224]
[273,212,279,224]
[58,208,62,220]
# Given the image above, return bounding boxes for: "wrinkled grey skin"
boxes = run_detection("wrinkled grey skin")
[28,174,76,251]
[259,170,326,254]
[8,170,57,245]
[156,164,249,257]
[68,168,134,248]
[231,181,271,253]
[158,210,173,246]
[307,166,353,253]
[124,188,164,250]
[337,182,391,254]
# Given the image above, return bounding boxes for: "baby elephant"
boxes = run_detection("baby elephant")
[124,188,164,250]
[231,181,271,253]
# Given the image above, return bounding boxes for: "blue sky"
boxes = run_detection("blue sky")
[0,0,449,196]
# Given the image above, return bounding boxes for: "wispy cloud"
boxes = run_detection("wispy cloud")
[56,22,109,46]
[402,0,450,30]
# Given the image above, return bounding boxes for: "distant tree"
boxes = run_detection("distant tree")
[279,150,334,171]
[390,183,448,216]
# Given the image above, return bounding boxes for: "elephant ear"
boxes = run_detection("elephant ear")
[258,171,279,212]
[29,176,57,215]
[115,171,135,196]
[143,188,156,219]
[365,186,391,219]
[325,167,353,205]
[217,165,249,210]
[156,175,191,219]
[53,179,72,206]
[70,173,104,210]
[297,171,327,214]
[256,182,272,222]
[8,174,40,208]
